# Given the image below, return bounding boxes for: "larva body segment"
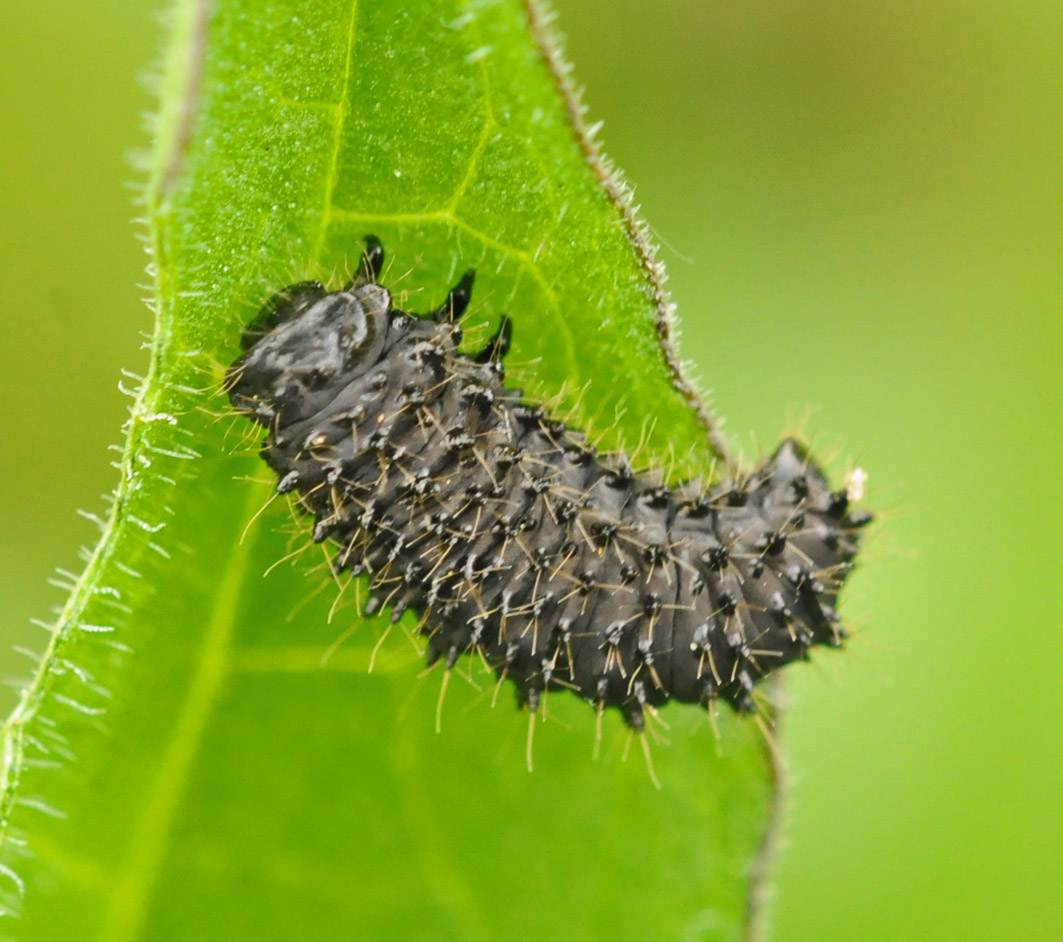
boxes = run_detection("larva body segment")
[226,240,870,730]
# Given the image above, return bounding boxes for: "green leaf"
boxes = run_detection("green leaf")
[0,1,776,939]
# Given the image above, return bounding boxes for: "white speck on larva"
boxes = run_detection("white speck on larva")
[846,467,868,502]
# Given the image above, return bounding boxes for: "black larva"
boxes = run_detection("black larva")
[226,238,870,733]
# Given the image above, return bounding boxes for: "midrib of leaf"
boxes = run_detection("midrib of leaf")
[97,483,259,942]
[309,6,579,374]
[94,9,368,922]
[311,0,358,262]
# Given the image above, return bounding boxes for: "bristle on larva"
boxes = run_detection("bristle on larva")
[226,238,871,730]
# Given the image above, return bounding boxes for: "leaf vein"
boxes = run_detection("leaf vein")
[313,0,361,261]
[97,484,266,942]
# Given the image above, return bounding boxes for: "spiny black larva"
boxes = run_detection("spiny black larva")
[226,237,871,743]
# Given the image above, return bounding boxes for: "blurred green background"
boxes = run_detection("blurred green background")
[1,1,1059,940]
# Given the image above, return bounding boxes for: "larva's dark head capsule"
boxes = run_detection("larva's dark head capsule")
[226,281,392,427]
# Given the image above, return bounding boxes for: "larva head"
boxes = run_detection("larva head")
[226,282,392,427]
